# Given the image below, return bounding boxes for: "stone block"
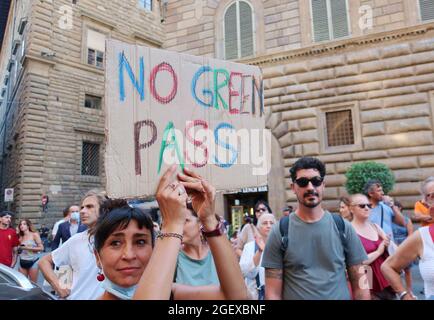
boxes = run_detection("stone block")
[377,157,418,170]
[383,94,428,108]
[362,122,386,137]
[414,62,434,75]
[360,60,390,73]
[361,104,430,122]
[389,145,434,157]
[363,131,433,150]
[394,168,434,183]
[282,108,317,121]
[335,65,359,78]
[296,69,335,84]
[309,55,345,71]
[317,153,352,163]
[298,117,317,130]
[294,144,303,157]
[324,174,346,187]
[347,48,381,64]
[278,132,293,148]
[302,142,320,156]
[272,121,289,139]
[324,187,339,199]
[265,112,282,131]
[388,182,421,196]
[412,38,434,53]
[381,43,411,59]
[268,75,297,89]
[351,150,388,161]
[360,99,383,111]
[419,155,434,167]
[262,65,285,79]
[385,117,432,135]
[292,130,319,144]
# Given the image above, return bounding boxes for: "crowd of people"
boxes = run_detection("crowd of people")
[0,156,433,300]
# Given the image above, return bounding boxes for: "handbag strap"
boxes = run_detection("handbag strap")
[429,224,434,243]
[380,204,384,229]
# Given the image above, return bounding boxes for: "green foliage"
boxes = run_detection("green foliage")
[345,161,395,195]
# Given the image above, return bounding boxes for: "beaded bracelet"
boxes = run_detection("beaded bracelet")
[156,232,183,242]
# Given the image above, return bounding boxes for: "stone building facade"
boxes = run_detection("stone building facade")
[1,0,434,225]
[0,0,165,225]
[163,0,434,216]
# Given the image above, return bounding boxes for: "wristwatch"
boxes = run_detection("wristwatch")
[200,220,226,238]
[397,291,408,300]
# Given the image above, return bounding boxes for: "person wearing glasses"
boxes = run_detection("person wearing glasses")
[349,194,395,300]
[413,176,434,227]
[261,157,369,300]
[235,200,272,258]
[363,180,406,243]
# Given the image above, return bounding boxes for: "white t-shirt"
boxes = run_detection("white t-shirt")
[239,241,264,300]
[52,219,66,238]
[419,226,434,299]
[51,230,104,300]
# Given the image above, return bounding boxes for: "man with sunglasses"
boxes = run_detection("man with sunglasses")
[364,179,406,243]
[261,157,369,300]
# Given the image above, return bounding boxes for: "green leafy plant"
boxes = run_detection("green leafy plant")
[345,161,395,195]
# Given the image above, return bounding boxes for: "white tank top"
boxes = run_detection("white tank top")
[419,226,434,299]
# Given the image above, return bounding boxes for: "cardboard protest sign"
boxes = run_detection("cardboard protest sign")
[105,40,269,198]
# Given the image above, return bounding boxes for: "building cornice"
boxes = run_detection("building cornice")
[22,54,56,67]
[131,31,163,47]
[242,22,434,67]
[80,10,116,30]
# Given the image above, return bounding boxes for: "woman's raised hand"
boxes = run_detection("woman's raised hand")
[155,165,188,231]
[177,167,217,229]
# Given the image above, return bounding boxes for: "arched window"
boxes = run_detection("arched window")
[224,1,254,59]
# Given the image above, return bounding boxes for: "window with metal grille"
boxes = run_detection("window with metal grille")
[325,110,354,147]
[81,142,100,176]
[311,0,349,42]
[84,94,102,109]
[224,1,254,60]
[139,0,152,11]
[420,0,434,21]
[87,29,105,68]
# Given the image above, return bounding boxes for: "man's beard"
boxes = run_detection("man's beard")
[297,191,321,208]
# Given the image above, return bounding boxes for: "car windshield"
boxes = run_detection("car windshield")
[0,271,19,286]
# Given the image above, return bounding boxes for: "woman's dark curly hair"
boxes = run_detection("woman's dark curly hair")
[93,199,155,252]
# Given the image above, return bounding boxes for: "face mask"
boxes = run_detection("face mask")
[71,211,80,222]
[102,276,137,300]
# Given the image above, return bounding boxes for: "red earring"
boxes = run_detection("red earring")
[97,271,105,282]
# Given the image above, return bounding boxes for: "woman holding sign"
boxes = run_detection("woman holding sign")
[93,165,247,300]
[133,165,247,299]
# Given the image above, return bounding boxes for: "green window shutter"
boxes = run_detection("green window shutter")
[312,0,330,42]
[225,3,238,60]
[239,1,253,58]
[330,0,349,39]
[420,0,434,21]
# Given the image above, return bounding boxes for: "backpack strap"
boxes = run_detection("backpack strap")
[279,215,290,255]
[331,213,349,263]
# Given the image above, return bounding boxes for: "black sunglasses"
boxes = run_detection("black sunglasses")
[353,203,372,209]
[294,176,323,188]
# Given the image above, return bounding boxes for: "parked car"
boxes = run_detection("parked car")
[0,264,56,300]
